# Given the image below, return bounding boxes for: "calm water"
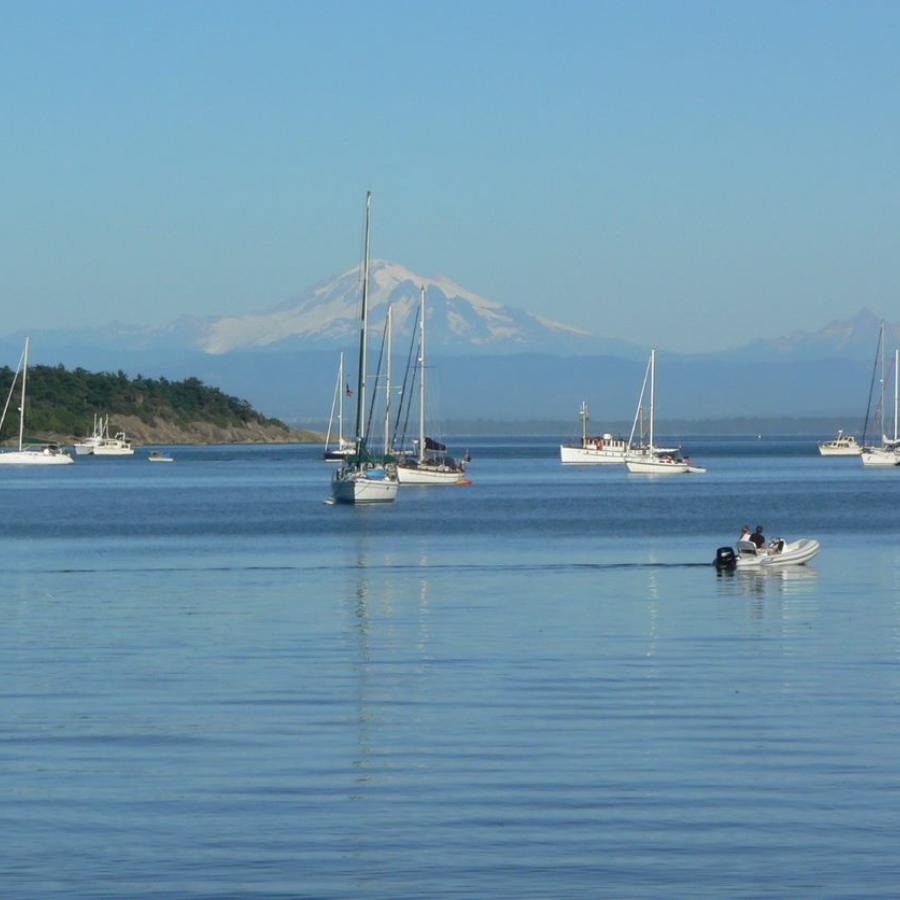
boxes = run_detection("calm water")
[3,438,900,898]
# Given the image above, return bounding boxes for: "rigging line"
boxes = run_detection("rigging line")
[393,303,420,448]
[365,311,389,447]
[861,328,881,445]
[0,347,26,438]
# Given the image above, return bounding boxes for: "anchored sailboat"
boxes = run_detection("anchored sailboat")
[861,321,900,467]
[624,348,704,475]
[0,337,74,465]
[323,352,354,462]
[396,286,468,485]
[330,193,399,504]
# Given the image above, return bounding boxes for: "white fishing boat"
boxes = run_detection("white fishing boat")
[148,451,174,463]
[396,286,468,485]
[624,348,702,475]
[323,352,355,462]
[861,323,900,467]
[715,537,821,569]
[559,402,628,464]
[0,337,74,465]
[92,415,135,456]
[330,193,399,504]
[817,428,861,456]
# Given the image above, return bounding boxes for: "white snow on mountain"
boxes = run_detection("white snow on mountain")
[199,260,591,355]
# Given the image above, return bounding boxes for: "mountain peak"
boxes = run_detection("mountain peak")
[730,307,897,361]
[200,260,592,355]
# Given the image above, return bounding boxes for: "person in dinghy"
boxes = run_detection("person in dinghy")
[715,526,819,569]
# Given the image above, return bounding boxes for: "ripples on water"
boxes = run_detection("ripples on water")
[2,438,900,897]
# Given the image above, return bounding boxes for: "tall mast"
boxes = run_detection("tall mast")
[338,351,344,446]
[354,192,372,452]
[383,306,392,455]
[18,336,29,452]
[627,352,651,451]
[880,321,885,442]
[580,401,588,446]
[418,285,426,463]
[894,348,899,444]
[649,347,656,451]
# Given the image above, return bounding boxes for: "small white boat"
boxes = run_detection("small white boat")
[818,429,861,456]
[559,402,628,464]
[93,433,134,456]
[0,337,74,466]
[715,538,820,569]
[92,415,135,456]
[148,451,174,463]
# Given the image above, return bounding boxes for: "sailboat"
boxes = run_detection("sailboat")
[74,413,104,455]
[330,193,399,504]
[861,322,900,467]
[396,286,468,485]
[0,337,74,465]
[624,348,704,475]
[323,352,355,462]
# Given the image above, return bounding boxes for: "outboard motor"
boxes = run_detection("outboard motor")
[713,546,737,569]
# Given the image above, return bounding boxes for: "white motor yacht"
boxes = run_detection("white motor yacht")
[818,429,861,456]
[559,402,628,464]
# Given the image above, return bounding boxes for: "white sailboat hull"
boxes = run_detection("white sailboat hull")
[625,454,689,475]
[559,444,626,464]
[0,449,74,465]
[861,447,900,466]
[331,468,399,504]
[396,462,466,484]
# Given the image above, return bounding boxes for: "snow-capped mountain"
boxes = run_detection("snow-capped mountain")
[198,260,595,356]
[726,308,898,361]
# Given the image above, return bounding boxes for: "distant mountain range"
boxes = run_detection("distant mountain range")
[1,263,896,424]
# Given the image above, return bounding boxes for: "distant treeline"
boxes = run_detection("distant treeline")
[0,365,286,439]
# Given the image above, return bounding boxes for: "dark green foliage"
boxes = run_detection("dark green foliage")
[0,365,287,439]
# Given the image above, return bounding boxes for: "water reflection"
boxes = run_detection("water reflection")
[342,535,434,799]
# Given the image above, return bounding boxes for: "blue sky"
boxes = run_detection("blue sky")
[2,1,899,350]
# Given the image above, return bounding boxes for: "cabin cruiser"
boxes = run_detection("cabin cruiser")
[818,429,861,456]
[715,537,820,570]
[560,402,628,464]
